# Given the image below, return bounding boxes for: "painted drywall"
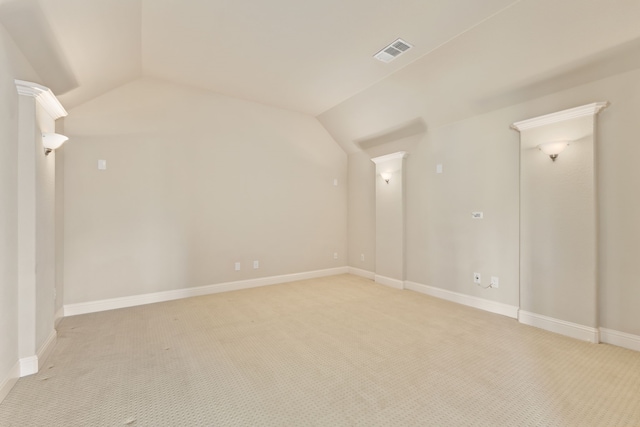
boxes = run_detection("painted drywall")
[520,116,597,327]
[17,94,37,361]
[0,23,40,396]
[320,0,640,155]
[54,130,64,321]
[63,78,347,305]
[34,102,57,351]
[343,112,521,306]
[347,151,375,271]
[323,65,640,336]
[16,87,60,371]
[374,155,406,282]
[595,71,640,335]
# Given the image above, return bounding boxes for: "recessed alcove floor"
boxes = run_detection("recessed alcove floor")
[1,274,639,426]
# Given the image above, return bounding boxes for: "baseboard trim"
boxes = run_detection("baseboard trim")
[374,275,404,290]
[37,330,57,369]
[600,328,640,352]
[0,361,20,404]
[19,356,38,377]
[404,281,519,319]
[518,310,599,343]
[54,307,64,327]
[347,267,375,280]
[64,267,349,317]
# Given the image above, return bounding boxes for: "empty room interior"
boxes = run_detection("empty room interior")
[2,0,640,425]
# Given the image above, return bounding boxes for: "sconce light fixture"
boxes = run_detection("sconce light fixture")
[42,133,68,155]
[380,172,392,184]
[538,141,569,162]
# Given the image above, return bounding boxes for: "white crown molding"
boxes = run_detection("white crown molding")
[371,151,408,164]
[518,310,600,343]
[404,281,519,319]
[64,267,349,317]
[14,80,68,120]
[511,102,609,132]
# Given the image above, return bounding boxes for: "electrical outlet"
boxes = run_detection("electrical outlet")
[333,252,338,260]
[360,254,365,261]
[234,262,241,271]
[474,272,481,284]
[490,276,499,288]
[253,260,259,269]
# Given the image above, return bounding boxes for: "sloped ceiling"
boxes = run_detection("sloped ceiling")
[317,0,640,153]
[3,0,517,113]
[2,0,639,139]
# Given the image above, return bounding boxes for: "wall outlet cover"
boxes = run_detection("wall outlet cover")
[490,276,499,288]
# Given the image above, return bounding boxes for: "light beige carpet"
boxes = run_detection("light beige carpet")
[1,274,639,426]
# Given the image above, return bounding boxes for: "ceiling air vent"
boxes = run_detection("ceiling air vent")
[374,38,413,63]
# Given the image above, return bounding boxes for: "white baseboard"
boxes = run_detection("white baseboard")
[19,356,38,377]
[348,267,375,280]
[518,310,599,343]
[37,329,57,369]
[18,329,57,378]
[374,275,404,290]
[54,306,64,327]
[0,360,20,404]
[64,267,349,317]
[600,328,640,352]
[404,281,519,319]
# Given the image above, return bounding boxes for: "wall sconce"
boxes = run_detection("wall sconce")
[42,133,68,155]
[538,141,569,161]
[380,172,392,184]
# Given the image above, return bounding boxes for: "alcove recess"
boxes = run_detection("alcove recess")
[371,151,408,290]
[511,102,608,342]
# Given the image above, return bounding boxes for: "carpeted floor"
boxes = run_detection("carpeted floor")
[1,274,639,426]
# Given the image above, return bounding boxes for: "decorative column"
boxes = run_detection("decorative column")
[371,152,408,289]
[512,102,608,343]
[15,80,67,375]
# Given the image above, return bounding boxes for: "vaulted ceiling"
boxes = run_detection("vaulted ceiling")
[2,0,517,114]
[1,0,639,123]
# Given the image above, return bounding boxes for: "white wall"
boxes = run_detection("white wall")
[63,78,347,305]
[54,133,65,322]
[0,23,40,399]
[347,151,375,272]
[373,154,406,283]
[322,66,640,337]
[34,102,57,351]
[519,116,597,328]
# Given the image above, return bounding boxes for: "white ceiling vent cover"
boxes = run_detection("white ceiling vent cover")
[374,38,413,63]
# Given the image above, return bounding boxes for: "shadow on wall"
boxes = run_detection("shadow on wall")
[475,36,640,114]
[355,118,427,158]
[0,0,78,95]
